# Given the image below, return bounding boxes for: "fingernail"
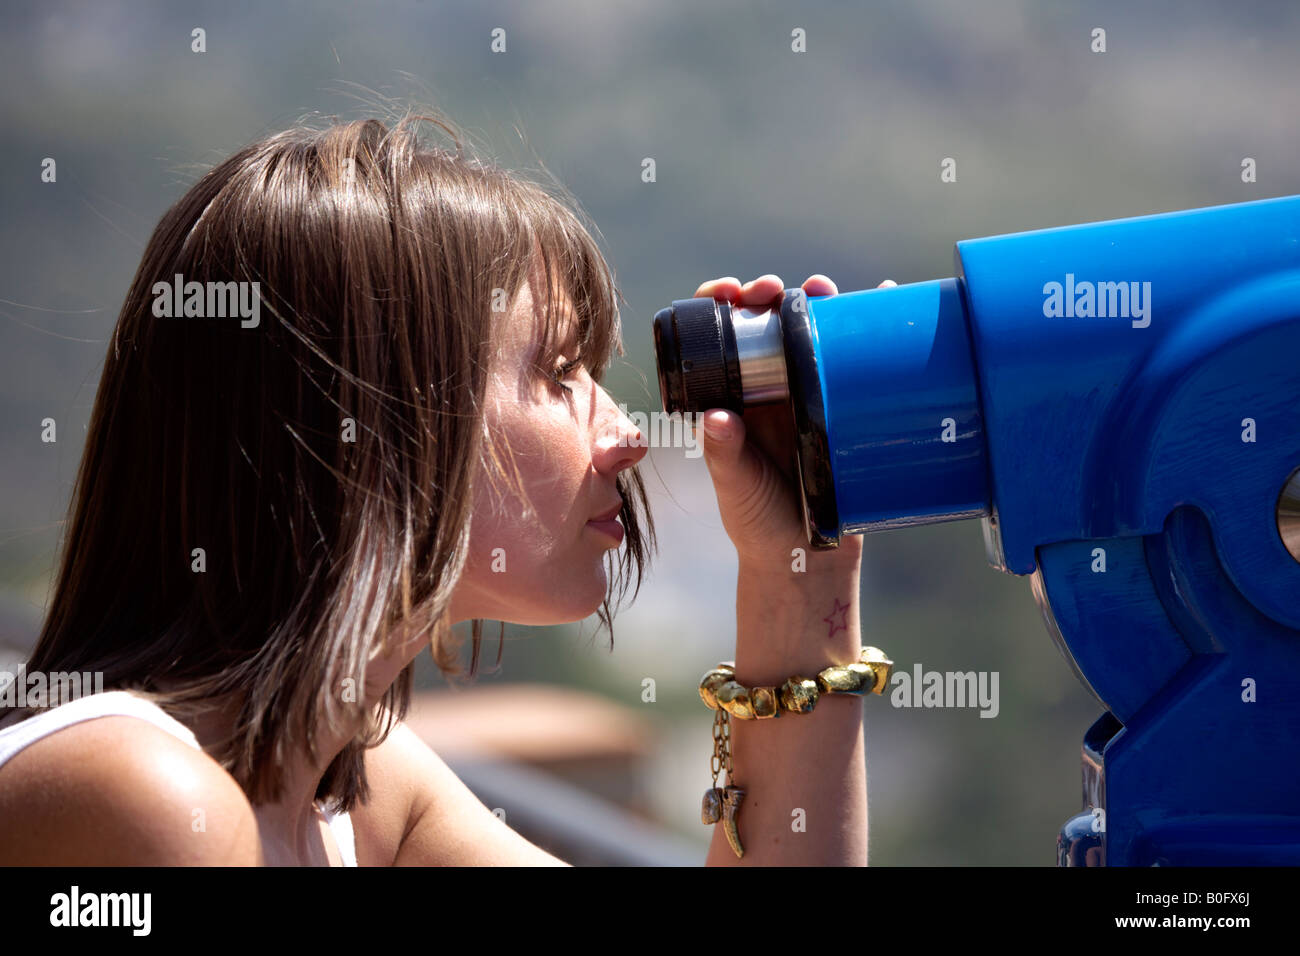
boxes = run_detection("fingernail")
[703,410,732,440]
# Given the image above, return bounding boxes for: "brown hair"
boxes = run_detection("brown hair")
[17,111,655,811]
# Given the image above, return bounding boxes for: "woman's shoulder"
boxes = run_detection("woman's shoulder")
[351,717,568,866]
[0,699,261,865]
[346,718,428,866]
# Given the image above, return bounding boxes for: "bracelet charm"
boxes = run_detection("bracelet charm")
[697,645,892,859]
[779,676,819,714]
[699,646,893,720]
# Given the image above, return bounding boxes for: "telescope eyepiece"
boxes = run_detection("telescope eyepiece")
[652,287,839,549]
[652,297,743,415]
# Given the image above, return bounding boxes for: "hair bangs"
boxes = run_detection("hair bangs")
[517,187,624,386]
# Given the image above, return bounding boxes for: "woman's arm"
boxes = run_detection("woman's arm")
[705,561,868,866]
[367,720,570,866]
[692,273,882,867]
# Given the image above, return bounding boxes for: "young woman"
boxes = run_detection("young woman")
[0,113,875,865]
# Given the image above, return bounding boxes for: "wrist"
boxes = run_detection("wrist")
[734,564,863,685]
[736,556,861,608]
[735,534,863,583]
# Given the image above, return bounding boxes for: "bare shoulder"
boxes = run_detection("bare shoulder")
[0,715,262,865]
[357,718,569,866]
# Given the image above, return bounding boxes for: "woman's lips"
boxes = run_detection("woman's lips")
[589,500,623,522]
[586,516,625,544]
[587,498,624,544]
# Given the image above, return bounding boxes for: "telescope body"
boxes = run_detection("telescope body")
[801,194,1300,864]
[650,195,1300,863]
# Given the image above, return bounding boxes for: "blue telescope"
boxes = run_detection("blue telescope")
[652,194,1300,866]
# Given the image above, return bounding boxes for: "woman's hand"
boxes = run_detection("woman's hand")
[694,274,895,577]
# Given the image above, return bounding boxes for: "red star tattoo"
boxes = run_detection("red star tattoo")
[823,598,849,638]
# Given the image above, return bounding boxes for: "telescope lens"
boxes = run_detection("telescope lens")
[652,298,743,415]
[651,288,841,549]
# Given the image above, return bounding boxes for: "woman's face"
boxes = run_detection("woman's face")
[448,266,647,626]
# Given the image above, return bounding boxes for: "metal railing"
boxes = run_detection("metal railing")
[444,754,705,866]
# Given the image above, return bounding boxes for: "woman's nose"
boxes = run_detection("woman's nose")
[592,388,648,474]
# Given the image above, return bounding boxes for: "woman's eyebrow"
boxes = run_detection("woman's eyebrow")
[530,319,580,366]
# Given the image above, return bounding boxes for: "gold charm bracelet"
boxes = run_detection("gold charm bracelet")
[697,645,894,858]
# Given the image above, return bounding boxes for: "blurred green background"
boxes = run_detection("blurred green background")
[2,0,1298,864]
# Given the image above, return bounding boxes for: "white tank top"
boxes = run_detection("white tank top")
[0,689,356,866]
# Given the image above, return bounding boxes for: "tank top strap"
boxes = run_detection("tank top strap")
[0,689,202,773]
[0,688,359,865]
[316,800,358,867]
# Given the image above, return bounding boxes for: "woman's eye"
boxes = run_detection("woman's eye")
[550,356,583,394]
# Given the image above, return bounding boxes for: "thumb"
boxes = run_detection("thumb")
[699,409,765,500]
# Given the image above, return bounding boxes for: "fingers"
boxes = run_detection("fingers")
[694,275,785,307]
[698,273,844,305]
[697,274,879,306]
[694,274,788,316]
[699,408,764,502]
[802,273,838,297]
[738,275,784,306]
[701,408,741,443]
[693,277,742,299]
